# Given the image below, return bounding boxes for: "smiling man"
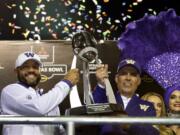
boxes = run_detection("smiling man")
[0,51,80,135]
[92,58,159,135]
[15,52,42,89]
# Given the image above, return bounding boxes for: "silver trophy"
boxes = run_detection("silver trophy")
[65,31,125,115]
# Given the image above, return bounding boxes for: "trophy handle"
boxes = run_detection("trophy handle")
[95,57,117,104]
[69,55,82,108]
[104,78,117,104]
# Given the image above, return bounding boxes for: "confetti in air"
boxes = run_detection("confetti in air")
[0,0,176,40]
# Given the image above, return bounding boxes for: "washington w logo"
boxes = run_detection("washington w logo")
[24,52,35,57]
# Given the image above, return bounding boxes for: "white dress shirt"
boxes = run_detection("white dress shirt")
[121,95,131,109]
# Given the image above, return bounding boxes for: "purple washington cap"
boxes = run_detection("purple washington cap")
[164,85,180,108]
[117,58,141,74]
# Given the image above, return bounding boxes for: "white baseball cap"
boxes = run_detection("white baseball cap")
[15,51,42,68]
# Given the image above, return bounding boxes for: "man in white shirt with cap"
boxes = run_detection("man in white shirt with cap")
[0,51,79,135]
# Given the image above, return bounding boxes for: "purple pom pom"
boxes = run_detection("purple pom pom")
[117,9,180,90]
[118,9,180,65]
[146,53,180,89]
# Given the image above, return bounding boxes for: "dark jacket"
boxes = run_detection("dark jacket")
[92,85,160,135]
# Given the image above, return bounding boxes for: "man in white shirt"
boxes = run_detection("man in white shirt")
[0,51,79,135]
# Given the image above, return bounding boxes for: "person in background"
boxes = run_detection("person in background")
[164,86,180,135]
[92,58,159,135]
[141,92,174,135]
[0,51,80,135]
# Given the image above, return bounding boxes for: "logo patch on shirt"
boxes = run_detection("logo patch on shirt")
[26,95,32,100]
[139,104,149,111]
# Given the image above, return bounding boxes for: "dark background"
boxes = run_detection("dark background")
[0,0,179,40]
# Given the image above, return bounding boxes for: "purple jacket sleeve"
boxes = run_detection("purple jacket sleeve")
[92,85,108,103]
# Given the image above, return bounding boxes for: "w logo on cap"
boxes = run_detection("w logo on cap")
[126,59,135,65]
[15,51,41,68]
[24,52,35,57]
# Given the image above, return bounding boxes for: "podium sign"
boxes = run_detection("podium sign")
[66,103,126,115]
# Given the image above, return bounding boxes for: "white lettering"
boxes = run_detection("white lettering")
[48,67,64,72]
[41,67,48,72]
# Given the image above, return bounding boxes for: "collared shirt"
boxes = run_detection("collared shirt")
[121,95,131,109]
[97,83,132,109]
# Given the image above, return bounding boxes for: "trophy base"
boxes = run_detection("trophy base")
[65,103,127,135]
[65,103,126,116]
